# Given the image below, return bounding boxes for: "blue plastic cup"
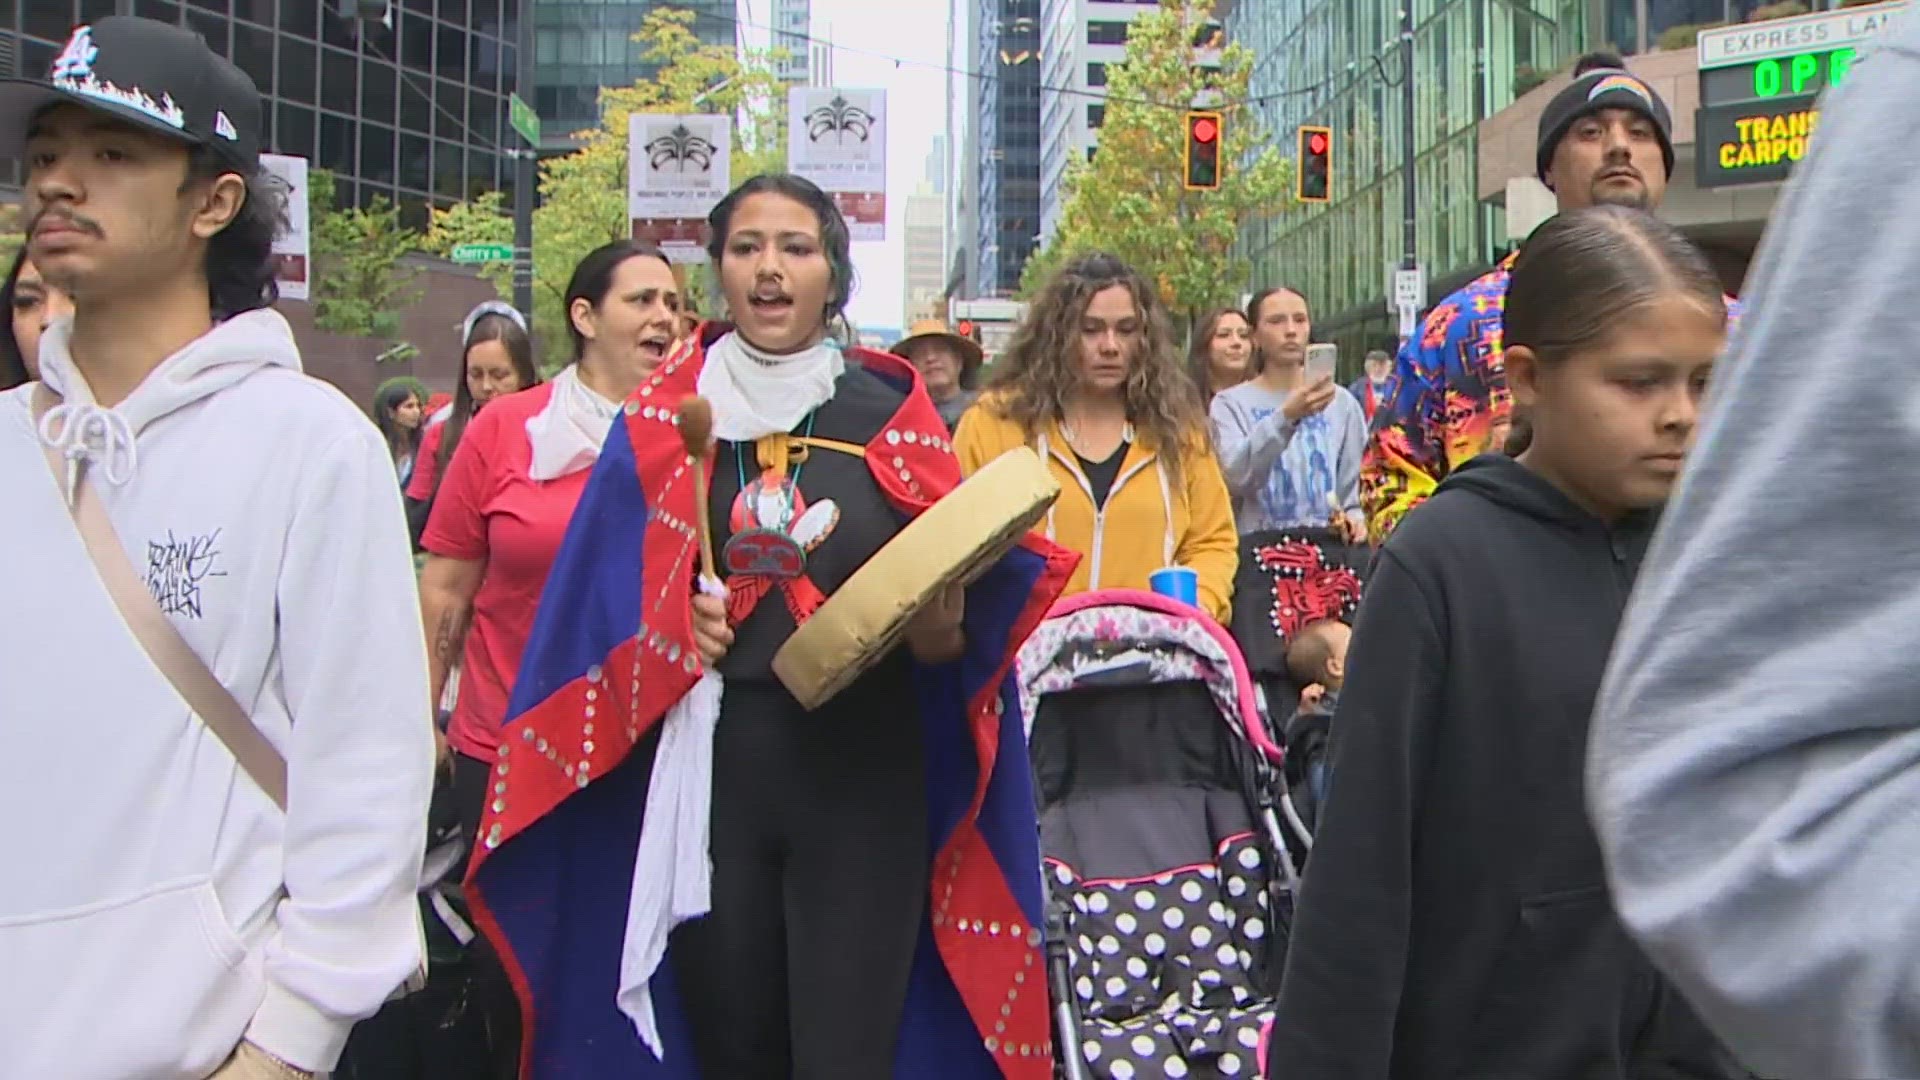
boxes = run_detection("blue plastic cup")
[1149,565,1199,606]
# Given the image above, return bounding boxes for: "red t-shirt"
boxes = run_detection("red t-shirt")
[406,418,448,501]
[422,382,592,759]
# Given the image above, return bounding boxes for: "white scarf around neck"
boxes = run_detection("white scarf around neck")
[696,331,845,442]
[525,365,620,481]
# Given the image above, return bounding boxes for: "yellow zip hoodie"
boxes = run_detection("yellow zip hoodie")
[954,394,1238,622]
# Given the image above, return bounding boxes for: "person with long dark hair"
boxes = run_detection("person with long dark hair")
[404,301,540,544]
[1267,206,1740,1078]
[954,251,1238,620]
[0,249,72,388]
[0,18,433,1079]
[466,173,1075,1078]
[1187,304,1253,403]
[373,377,425,484]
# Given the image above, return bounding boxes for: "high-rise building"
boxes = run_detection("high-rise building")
[1038,0,1141,241]
[903,184,945,325]
[946,0,978,301]
[975,0,1041,296]
[1224,0,1592,351]
[771,0,809,83]
[1039,1,1221,241]
[533,0,737,149]
[4,0,523,234]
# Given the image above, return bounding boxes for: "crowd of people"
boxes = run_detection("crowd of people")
[10,11,1920,1080]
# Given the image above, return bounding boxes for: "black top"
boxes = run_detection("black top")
[1076,441,1129,509]
[1268,454,1739,1079]
[707,366,912,685]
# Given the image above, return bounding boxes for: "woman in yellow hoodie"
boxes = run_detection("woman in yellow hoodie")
[954,252,1238,621]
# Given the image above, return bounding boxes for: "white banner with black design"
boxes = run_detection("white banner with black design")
[261,153,310,301]
[628,113,734,264]
[785,88,887,242]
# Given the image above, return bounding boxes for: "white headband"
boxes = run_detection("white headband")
[459,301,528,348]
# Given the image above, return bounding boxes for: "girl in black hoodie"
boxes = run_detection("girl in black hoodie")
[1267,206,1744,1080]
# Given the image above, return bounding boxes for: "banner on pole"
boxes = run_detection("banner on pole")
[786,88,887,242]
[261,153,310,301]
[628,113,733,264]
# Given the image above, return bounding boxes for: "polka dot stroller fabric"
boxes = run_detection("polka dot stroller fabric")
[1018,590,1308,1080]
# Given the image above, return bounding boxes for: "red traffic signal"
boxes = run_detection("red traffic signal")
[1297,124,1332,203]
[957,320,976,337]
[1184,111,1223,191]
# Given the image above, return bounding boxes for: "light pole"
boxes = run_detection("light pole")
[1399,2,1416,276]
[512,0,536,324]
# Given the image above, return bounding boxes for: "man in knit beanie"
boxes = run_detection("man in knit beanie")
[1362,52,1722,541]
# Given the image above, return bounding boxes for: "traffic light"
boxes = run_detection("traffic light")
[1183,111,1223,191]
[956,319,977,341]
[1297,125,1331,203]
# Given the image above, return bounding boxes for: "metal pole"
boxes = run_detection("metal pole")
[512,1,536,324]
[1400,2,1416,273]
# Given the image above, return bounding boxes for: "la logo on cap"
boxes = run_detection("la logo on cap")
[52,25,99,82]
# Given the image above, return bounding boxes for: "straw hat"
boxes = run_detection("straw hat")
[891,319,985,387]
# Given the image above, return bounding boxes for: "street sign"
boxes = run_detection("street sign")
[1696,1,1903,71]
[451,242,513,264]
[1391,267,1426,313]
[509,92,540,146]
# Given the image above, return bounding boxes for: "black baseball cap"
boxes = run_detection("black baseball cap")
[0,17,261,173]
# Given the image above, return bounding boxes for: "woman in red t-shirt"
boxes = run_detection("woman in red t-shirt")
[404,302,542,547]
[418,241,682,827]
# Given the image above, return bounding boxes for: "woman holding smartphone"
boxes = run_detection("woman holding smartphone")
[1210,286,1368,541]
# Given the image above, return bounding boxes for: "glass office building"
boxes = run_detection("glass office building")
[534,1,735,147]
[1226,0,1591,348]
[4,0,522,232]
[975,0,1041,296]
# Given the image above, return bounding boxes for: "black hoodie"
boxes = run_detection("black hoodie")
[1266,454,1739,1080]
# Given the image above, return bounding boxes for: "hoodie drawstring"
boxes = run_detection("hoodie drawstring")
[37,401,138,504]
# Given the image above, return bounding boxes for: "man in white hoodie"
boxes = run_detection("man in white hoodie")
[0,18,434,1080]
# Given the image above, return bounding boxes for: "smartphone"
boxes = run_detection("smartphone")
[1304,343,1339,384]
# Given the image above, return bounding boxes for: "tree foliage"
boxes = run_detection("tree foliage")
[429,7,786,366]
[308,168,423,341]
[1020,0,1291,318]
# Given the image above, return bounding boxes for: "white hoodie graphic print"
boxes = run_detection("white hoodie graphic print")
[0,310,436,1078]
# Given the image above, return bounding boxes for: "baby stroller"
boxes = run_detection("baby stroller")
[1017,590,1313,1080]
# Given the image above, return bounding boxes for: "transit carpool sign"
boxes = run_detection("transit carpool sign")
[452,243,513,264]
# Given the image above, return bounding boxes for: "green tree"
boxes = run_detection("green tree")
[430,7,785,366]
[308,168,423,341]
[1020,0,1291,320]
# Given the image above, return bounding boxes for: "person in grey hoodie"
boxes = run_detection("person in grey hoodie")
[1587,13,1920,1079]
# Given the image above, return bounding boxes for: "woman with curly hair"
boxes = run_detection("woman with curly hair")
[955,251,1238,620]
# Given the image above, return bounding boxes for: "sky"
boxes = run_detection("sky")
[805,0,949,333]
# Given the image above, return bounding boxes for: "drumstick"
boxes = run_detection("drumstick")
[678,395,719,582]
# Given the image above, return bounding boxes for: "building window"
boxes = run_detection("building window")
[233,21,276,93]
[1087,61,1107,87]
[1087,21,1127,46]
[321,47,357,116]
[279,36,317,107]
[276,102,316,159]
[318,112,355,177]
[359,123,397,186]
[1087,103,1105,128]
[401,11,434,70]
[433,140,465,199]
[134,0,183,25]
[362,59,398,125]
[399,132,431,191]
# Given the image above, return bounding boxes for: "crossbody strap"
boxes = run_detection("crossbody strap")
[31,383,289,810]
